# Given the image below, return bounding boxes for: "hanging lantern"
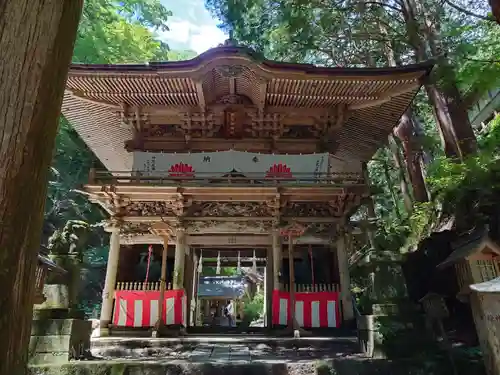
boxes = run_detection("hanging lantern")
[216,251,221,275]
[237,251,241,273]
[198,250,203,273]
[252,250,257,273]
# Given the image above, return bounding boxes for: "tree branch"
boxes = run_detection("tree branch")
[442,0,496,21]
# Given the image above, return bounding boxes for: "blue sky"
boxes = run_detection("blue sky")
[159,0,227,54]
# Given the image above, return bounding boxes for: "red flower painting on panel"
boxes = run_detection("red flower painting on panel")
[168,163,195,178]
[265,163,293,179]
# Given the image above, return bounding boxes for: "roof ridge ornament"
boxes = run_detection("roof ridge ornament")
[218,29,238,47]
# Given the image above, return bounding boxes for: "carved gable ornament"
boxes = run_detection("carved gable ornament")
[279,222,306,237]
[215,65,245,78]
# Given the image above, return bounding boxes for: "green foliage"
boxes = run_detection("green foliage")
[403,114,500,248]
[242,289,264,323]
[73,0,172,63]
[201,266,238,276]
[428,115,500,204]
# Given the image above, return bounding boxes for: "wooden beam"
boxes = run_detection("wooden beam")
[154,235,169,336]
[128,138,322,154]
[119,234,334,246]
[195,81,205,111]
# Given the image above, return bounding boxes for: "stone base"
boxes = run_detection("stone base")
[29,318,92,365]
[357,311,432,359]
[27,357,486,375]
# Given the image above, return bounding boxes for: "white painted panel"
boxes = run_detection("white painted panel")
[295,301,304,327]
[311,301,320,328]
[327,301,337,328]
[132,151,329,181]
[279,298,288,325]
[150,299,159,327]
[133,300,143,327]
[166,297,175,325]
[117,299,127,326]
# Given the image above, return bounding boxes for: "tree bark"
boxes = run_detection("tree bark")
[394,112,430,203]
[490,0,500,25]
[0,1,83,374]
[381,157,402,220]
[378,11,426,206]
[387,135,413,212]
[401,0,477,160]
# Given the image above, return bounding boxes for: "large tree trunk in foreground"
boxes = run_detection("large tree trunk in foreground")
[0,1,83,374]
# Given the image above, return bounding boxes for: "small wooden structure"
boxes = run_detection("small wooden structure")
[197,275,248,325]
[470,277,500,375]
[437,228,500,296]
[34,253,67,305]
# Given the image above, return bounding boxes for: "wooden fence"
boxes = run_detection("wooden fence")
[115,281,339,293]
[283,283,340,293]
[115,281,173,291]
[89,169,365,186]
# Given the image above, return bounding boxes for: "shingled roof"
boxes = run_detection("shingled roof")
[62,45,433,171]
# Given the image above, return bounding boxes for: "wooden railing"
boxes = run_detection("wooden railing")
[283,283,340,292]
[475,259,500,282]
[455,262,470,292]
[88,169,365,187]
[115,281,173,291]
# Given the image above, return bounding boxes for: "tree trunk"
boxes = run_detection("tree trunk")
[401,0,477,160]
[0,1,83,374]
[378,12,425,207]
[387,135,413,212]
[394,111,430,203]
[381,157,402,220]
[491,0,500,24]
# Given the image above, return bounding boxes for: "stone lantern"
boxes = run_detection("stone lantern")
[34,253,67,305]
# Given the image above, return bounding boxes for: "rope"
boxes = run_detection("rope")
[145,245,153,284]
[309,244,315,287]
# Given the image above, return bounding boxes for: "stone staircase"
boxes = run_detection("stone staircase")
[90,334,362,362]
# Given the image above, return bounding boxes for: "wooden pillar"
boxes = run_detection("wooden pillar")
[189,253,199,327]
[336,229,354,321]
[288,235,297,329]
[173,228,186,290]
[153,236,169,336]
[272,229,281,291]
[184,246,193,327]
[266,246,274,328]
[100,222,121,335]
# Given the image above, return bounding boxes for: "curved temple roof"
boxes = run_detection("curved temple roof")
[62,44,434,171]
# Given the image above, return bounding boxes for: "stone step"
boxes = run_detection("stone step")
[28,357,484,375]
[90,335,361,360]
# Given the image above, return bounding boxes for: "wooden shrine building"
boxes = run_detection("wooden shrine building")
[63,41,433,335]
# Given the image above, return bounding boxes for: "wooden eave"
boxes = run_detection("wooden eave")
[63,46,433,170]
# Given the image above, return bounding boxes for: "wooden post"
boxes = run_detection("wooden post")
[100,221,121,335]
[173,229,186,290]
[266,246,274,328]
[154,236,169,336]
[288,235,296,330]
[0,1,83,373]
[272,229,281,291]
[336,229,354,321]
